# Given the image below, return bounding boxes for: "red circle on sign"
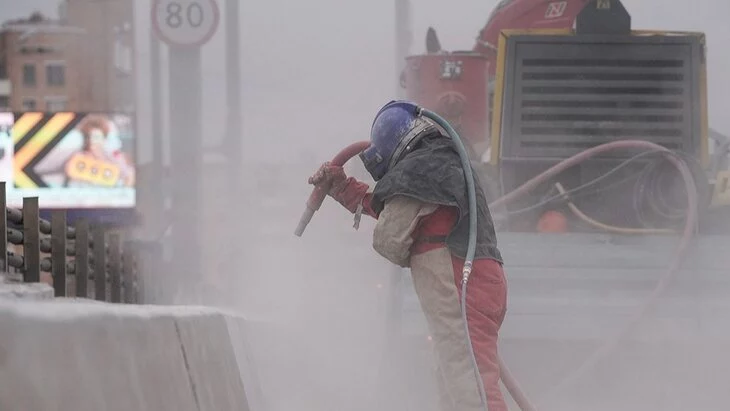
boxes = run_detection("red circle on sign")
[151,0,221,48]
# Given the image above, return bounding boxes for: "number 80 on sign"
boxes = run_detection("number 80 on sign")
[152,0,220,47]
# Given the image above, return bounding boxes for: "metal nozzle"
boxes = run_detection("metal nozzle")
[294,206,316,237]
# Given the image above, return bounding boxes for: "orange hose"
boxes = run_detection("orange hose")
[499,356,537,411]
[294,141,371,237]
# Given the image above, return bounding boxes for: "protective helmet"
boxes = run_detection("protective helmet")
[359,100,436,181]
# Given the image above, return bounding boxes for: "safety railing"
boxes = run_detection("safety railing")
[0,182,141,303]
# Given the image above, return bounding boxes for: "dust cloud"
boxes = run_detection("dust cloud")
[134,0,730,410]
[3,0,727,410]
[133,1,438,410]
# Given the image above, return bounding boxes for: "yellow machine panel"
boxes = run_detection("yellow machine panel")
[489,29,708,166]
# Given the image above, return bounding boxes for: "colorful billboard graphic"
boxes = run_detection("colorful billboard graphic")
[2,112,136,209]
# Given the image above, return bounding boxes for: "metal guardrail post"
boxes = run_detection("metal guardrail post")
[0,184,145,305]
[130,241,154,303]
[51,210,67,297]
[0,182,7,273]
[92,224,106,301]
[122,240,135,304]
[109,233,121,303]
[75,219,90,298]
[133,243,143,304]
[22,197,40,283]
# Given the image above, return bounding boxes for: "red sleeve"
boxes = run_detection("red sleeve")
[360,193,379,219]
[331,177,379,219]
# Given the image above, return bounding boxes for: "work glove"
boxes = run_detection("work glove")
[308,161,348,194]
[308,161,370,218]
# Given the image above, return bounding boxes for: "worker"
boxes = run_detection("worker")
[308,100,508,411]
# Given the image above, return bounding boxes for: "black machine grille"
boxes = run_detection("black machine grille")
[499,35,704,160]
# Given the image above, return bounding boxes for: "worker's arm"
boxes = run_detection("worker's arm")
[331,177,379,219]
[308,162,379,218]
[372,195,438,268]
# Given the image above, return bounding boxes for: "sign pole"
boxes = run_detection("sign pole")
[224,0,242,295]
[150,29,164,238]
[225,0,241,183]
[152,0,219,295]
[168,46,203,290]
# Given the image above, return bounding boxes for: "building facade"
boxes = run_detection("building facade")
[62,0,135,113]
[0,12,83,112]
[0,1,136,114]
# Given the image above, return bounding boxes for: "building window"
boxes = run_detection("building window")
[46,62,66,86]
[23,64,36,87]
[22,98,36,111]
[45,97,67,112]
[0,96,8,110]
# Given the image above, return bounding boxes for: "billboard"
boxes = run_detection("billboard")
[0,112,136,209]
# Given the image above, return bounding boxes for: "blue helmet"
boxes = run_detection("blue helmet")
[359,100,436,181]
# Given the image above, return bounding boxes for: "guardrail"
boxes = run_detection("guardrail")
[0,182,141,303]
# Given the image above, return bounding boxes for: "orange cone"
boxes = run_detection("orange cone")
[537,210,568,233]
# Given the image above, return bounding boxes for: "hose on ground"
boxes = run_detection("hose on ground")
[484,140,698,409]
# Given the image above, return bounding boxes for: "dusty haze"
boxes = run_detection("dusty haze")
[148,0,730,409]
[2,0,730,410]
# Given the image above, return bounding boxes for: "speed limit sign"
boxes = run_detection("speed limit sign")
[152,0,220,47]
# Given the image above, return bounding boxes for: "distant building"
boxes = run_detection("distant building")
[0,1,136,114]
[61,0,135,114]
[0,12,84,112]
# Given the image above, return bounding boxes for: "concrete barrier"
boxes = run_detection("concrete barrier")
[0,299,258,411]
[224,316,268,411]
[0,272,54,301]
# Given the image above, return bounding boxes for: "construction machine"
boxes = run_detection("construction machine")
[384,0,730,410]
